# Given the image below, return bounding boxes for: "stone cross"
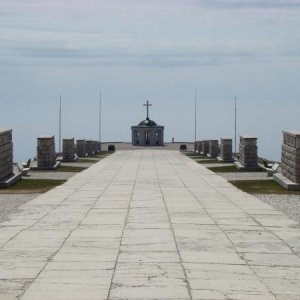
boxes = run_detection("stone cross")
[143,100,152,119]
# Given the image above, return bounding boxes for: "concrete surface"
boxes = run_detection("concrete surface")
[0,150,299,300]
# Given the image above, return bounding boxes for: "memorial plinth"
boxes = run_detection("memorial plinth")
[208,140,219,158]
[37,136,60,170]
[274,131,300,190]
[92,141,99,154]
[63,138,76,162]
[201,140,209,156]
[218,138,233,162]
[194,141,202,154]
[86,140,94,156]
[76,140,87,157]
[234,136,258,170]
[0,129,21,187]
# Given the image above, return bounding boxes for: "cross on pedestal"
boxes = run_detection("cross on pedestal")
[143,100,152,119]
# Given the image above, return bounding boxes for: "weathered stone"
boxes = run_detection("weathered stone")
[76,140,86,157]
[202,140,209,155]
[208,140,219,158]
[280,131,300,184]
[219,138,233,162]
[85,140,94,156]
[63,138,76,162]
[238,136,258,168]
[37,136,57,169]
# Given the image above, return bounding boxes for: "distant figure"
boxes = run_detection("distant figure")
[172,137,174,143]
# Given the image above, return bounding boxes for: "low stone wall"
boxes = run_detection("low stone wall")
[37,136,56,169]
[0,129,13,181]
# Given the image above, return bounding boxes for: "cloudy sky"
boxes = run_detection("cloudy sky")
[1,0,300,161]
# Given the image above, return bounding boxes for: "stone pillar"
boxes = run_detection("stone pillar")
[76,140,86,157]
[63,138,75,162]
[202,140,209,155]
[238,136,258,168]
[194,141,198,153]
[37,136,56,169]
[85,140,93,156]
[0,129,13,181]
[219,138,233,162]
[208,140,219,158]
[281,131,300,183]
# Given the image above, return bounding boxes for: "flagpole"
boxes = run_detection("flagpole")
[59,95,62,153]
[235,96,237,153]
[194,90,197,141]
[99,91,102,142]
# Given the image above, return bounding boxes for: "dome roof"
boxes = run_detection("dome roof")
[138,118,158,127]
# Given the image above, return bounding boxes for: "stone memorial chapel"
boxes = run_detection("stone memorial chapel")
[131,101,164,146]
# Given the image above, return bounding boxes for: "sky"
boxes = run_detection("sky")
[1,0,300,162]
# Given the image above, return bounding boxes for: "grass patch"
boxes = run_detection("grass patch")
[31,165,88,172]
[76,158,99,163]
[0,179,66,194]
[208,165,265,173]
[230,180,300,195]
[196,159,220,164]
[56,166,87,172]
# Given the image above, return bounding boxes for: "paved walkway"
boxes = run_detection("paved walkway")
[0,151,299,300]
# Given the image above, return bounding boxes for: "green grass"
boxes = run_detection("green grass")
[230,180,300,195]
[76,158,99,163]
[208,165,265,173]
[31,165,88,172]
[0,179,66,193]
[196,159,220,164]
[56,166,87,172]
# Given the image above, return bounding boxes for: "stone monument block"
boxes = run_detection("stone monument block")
[37,136,58,169]
[97,141,101,153]
[235,136,258,169]
[218,138,233,162]
[201,140,209,155]
[194,141,198,153]
[63,138,76,162]
[0,129,13,181]
[85,140,94,156]
[92,141,98,154]
[274,131,300,190]
[76,139,86,157]
[208,140,219,158]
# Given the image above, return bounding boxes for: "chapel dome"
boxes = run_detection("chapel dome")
[138,118,158,127]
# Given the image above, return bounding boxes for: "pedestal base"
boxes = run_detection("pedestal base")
[234,161,261,171]
[217,156,234,163]
[274,173,300,191]
[0,172,22,188]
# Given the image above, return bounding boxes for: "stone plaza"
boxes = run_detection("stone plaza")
[0,150,299,299]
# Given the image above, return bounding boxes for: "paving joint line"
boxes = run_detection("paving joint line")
[153,151,193,300]
[17,152,128,299]
[107,150,143,300]
[173,153,279,299]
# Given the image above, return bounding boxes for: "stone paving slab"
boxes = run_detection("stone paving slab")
[0,150,300,299]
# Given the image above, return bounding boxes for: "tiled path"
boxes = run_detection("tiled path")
[0,151,299,299]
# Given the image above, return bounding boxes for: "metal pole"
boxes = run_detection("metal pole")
[59,95,62,153]
[99,91,102,142]
[194,90,197,141]
[235,96,237,153]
